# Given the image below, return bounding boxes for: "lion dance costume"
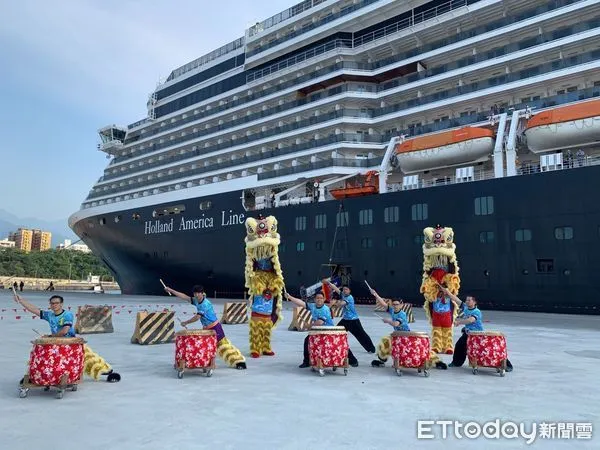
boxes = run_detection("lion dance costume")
[83,345,121,382]
[420,225,460,360]
[244,215,285,358]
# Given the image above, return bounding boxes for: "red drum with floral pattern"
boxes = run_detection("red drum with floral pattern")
[467,331,507,368]
[391,331,431,368]
[28,337,85,386]
[175,329,218,369]
[308,326,349,368]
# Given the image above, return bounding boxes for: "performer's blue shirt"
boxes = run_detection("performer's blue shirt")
[190,297,218,327]
[255,257,273,271]
[252,294,273,314]
[40,310,76,337]
[388,307,410,331]
[432,295,452,313]
[460,303,483,332]
[341,293,359,320]
[306,303,334,326]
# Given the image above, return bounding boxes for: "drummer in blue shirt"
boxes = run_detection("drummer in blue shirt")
[325,281,376,362]
[440,287,513,371]
[286,291,359,368]
[15,294,75,337]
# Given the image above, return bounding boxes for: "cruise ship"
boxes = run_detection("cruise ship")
[69,0,600,314]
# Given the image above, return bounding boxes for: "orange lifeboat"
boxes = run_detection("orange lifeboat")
[394,127,494,173]
[330,171,379,200]
[524,99,600,153]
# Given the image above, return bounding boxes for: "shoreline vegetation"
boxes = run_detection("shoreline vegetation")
[0,248,119,290]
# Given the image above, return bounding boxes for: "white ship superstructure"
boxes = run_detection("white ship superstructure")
[73,0,600,223]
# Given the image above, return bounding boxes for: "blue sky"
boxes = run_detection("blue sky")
[0,0,294,221]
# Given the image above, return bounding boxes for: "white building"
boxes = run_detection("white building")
[0,238,15,248]
[56,239,91,253]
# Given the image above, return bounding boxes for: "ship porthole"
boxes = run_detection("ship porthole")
[522,269,529,275]
[98,218,106,226]
[563,269,571,276]
[483,270,490,277]
[114,215,122,223]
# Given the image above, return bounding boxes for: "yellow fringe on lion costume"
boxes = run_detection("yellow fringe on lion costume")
[420,225,460,367]
[244,215,285,358]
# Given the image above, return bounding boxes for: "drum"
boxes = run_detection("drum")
[391,331,431,376]
[175,329,217,378]
[467,331,508,375]
[308,326,349,372]
[27,337,86,387]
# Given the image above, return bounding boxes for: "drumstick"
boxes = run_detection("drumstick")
[364,280,373,291]
[374,313,386,320]
[159,279,172,296]
[177,318,188,329]
[32,328,42,336]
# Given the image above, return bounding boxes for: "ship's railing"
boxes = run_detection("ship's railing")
[101,80,600,191]
[125,0,587,143]
[246,0,586,82]
[248,0,328,38]
[113,44,600,180]
[88,134,386,199]
[165,37,245,83]
[259,156,384,180]
[391,155,600,192]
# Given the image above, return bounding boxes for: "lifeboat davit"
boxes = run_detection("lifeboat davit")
[394,127,494,173]
[524,99,600,153]
[330,170,379,200]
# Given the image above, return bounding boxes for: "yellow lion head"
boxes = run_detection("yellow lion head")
[422,225,457,262]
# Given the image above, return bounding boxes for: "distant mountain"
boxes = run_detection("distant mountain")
[0,209,78,246]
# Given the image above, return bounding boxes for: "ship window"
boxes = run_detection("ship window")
[296,242,305,252]
[279,243,286,253]
[384,206,399,223]
[315,241,323,251]
[479,231,495,243]
[199,201,212,210]
[315,214,327,229]
[515,229,532,241]
[361,238,373,249]
[536,259,555,273]
[336,211,349,227]
[114,215,121,223]
[98,218,106,226]
[474,196,494,215]
[411,204,428,221]
[132,213,141,221]
[414,235,425,244]
[295,216,307,231]
[359,209,373,225]
[554,226,573,240]
[386,237,399,248]
[153,204,186,217]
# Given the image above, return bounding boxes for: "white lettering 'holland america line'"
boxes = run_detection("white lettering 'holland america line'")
[178,215,214,230]
[144,218,174,235]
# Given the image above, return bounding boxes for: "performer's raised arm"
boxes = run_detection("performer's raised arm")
[13,293,41,316]
[324,279,341,294]
[370,288,389,309]
[164,285,191,301]
[285,292,305,308]
[440,285,462,306]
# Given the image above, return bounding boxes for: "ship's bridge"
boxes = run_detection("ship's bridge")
[97,125,127,155]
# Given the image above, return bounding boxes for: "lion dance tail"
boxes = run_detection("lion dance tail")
[83,345,112,380]
[217,338,246,367]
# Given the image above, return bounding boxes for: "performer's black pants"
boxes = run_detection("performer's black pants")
[336,318,376,353]
[303,336,357,365]
[452,332,513,369]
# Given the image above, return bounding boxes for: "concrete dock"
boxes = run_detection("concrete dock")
[0,290,597,449]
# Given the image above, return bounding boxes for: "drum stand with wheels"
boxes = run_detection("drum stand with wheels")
[310,358,349,377]
[393,359,432,377]
[175,358,216,379]
[18,373,80,399]
[469,358,507,377]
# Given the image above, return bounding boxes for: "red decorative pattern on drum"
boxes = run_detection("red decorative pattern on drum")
[391,332,430,368]
[28,339,85,386]
[175,331,218,369]
[308,327,349,367]
[467,332,507,368]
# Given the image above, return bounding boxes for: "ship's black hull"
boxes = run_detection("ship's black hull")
[72,166,600,314]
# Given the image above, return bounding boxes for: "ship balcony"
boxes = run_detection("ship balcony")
[257,156,383,181]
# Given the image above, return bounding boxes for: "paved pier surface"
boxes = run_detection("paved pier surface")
[0,291,597,449]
